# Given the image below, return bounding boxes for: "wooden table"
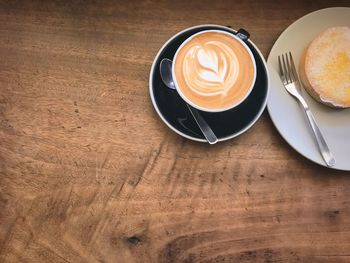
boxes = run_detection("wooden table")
[1,1,350,262]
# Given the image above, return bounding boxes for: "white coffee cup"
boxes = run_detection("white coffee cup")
[172,29,257,112]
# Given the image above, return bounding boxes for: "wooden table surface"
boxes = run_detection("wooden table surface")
[1,1,350,262]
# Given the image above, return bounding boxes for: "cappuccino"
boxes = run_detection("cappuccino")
[173,30,256,112]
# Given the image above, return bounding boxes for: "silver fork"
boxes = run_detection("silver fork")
[278,52,336,167]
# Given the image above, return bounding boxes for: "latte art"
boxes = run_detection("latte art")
[174,31,256,111]
[183,41,240,96]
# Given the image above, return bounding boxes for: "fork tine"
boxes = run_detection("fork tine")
[281,53,289,83]
[287,53,294,83]
[285,53,293,82]
[289,52,299,82]
[278,56,285,83]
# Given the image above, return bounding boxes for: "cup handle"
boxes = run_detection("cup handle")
[235,28,250,41]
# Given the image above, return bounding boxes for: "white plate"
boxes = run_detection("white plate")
[267,7,350,171]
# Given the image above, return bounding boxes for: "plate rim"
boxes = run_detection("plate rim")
[149,24,270,143]
[267,7,350,171]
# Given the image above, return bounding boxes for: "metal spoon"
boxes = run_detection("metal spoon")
[160,58,218,144]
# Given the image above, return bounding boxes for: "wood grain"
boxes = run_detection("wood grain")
[1,0,350,262]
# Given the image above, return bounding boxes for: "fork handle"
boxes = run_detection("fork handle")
[299,100,335,167]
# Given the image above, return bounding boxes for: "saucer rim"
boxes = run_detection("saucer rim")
[149,24,270,143]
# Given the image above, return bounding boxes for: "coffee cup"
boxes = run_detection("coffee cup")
[172,29,257,112]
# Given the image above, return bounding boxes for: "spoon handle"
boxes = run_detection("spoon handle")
[186,104,218,144]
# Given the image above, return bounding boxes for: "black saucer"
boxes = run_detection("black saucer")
[149,25,269,142]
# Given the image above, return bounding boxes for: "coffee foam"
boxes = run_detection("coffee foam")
[174,31,255,111]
